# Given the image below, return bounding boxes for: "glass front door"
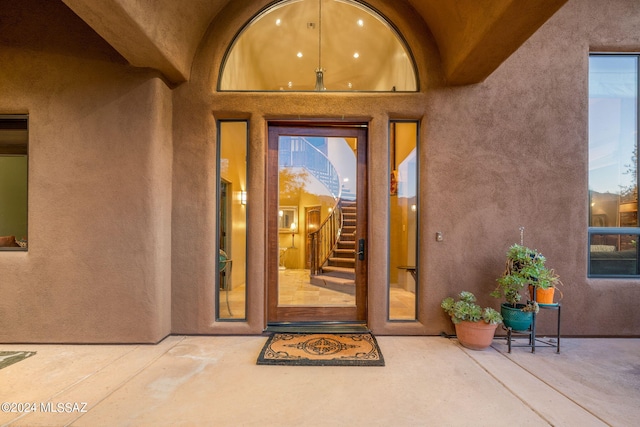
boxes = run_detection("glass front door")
[267,124,368,324]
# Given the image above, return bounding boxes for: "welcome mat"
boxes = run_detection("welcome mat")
[257,333,384,366]
[0,351,36,370]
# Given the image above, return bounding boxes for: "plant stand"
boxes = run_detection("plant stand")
[503,302,561,353]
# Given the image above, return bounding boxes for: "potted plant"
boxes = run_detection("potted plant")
[492,244,562,330]
[441,291,503,350]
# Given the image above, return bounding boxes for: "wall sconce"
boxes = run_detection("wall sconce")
[290,222,297,248]
[240,191,247,205]
[411,204,417,212]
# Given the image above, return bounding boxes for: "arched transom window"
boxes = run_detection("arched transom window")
[219,0,418,92]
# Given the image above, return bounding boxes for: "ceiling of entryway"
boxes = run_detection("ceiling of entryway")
[61,0,568,86]
[219,0,418,91]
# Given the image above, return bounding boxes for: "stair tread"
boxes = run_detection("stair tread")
[311,275,355,285]
[323,266,355,273]
[329,257,355,263]
[338,244,355,249]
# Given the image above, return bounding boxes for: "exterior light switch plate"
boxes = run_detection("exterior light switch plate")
[436,232,443,242]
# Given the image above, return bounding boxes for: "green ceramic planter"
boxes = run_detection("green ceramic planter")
[501,303,533,331]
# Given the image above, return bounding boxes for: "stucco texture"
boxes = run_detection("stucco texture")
[170,0,640,337]
[2,0,640,343]
[0,1,172,343]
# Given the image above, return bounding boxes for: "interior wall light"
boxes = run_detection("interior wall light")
[290,222,297,248]
[241,191,247,205]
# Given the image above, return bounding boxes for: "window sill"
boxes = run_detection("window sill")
[0,247,27,252]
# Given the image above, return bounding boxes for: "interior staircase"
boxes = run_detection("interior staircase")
[309,200,356,294]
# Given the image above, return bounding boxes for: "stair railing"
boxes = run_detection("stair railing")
[279,136,344,275]
[279,137,341,199]
[309,205,343,275]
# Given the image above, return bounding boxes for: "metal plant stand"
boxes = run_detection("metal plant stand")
[504,292,561,353]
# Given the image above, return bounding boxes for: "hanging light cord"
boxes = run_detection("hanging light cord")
[318,0,322,70]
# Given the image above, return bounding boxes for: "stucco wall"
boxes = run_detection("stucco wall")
[2,0,640,342]
[0,1,173,343]
[171,0,640,337]
[424,0,640,336]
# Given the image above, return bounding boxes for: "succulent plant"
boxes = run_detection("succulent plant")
[441,291,503,325]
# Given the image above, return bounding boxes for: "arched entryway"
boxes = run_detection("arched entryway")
[168,0,435,336]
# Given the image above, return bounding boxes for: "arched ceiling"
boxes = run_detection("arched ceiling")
[61,0,568,86]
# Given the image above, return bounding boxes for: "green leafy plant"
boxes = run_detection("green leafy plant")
[441,291,503,325]
[491,244,560,311]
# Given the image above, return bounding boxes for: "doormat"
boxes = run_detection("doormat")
[257,333,384,366]
[0,351,36,370]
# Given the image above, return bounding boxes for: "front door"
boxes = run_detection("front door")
[267,123,368,324]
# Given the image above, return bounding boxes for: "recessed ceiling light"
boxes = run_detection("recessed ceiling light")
[297,52,303,58]
[353,52,360,59]
[357,19,364,27]
[276,18,281,26]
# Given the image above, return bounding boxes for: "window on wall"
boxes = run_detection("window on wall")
[219,0,417,92]
[0,115,28,251]
[589,54,640,276]
[217,121,248,319]
[389,121,418,319]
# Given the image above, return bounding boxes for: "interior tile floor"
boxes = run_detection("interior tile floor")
[1,336,638,426]
[219,269,416,320]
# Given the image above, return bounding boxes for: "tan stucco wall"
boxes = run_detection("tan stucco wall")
[423,0,640,336]
[0,1,173,343]
[171,0,640,337]
[2,0,640,343]
[62,0,225,83]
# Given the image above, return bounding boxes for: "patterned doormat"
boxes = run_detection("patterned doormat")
[0,351,36,370]
[257,333,384,366]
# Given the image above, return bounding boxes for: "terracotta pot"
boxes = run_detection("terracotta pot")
[529,285,555,304]
[454,320,498,350]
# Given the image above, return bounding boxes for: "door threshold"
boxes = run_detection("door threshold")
[265,323,370,334]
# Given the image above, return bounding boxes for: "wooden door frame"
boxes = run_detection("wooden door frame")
[266,122,368,324]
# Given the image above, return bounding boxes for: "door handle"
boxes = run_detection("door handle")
[357,238,365,261]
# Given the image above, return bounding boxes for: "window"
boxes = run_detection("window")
[0,115,28,251]
[219,0,417,92]
[389,121,418,319]
[589,54,639,276]
[217,121,248,319]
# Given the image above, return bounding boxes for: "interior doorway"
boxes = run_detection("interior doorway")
[267,123,368,325]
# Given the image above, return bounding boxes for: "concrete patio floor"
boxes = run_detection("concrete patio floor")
[1,335,638,426]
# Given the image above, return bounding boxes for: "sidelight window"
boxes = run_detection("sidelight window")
[216,121,248,319]
[389,121,418,319]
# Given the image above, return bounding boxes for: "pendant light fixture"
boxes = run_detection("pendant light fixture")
[314,0,326,91]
